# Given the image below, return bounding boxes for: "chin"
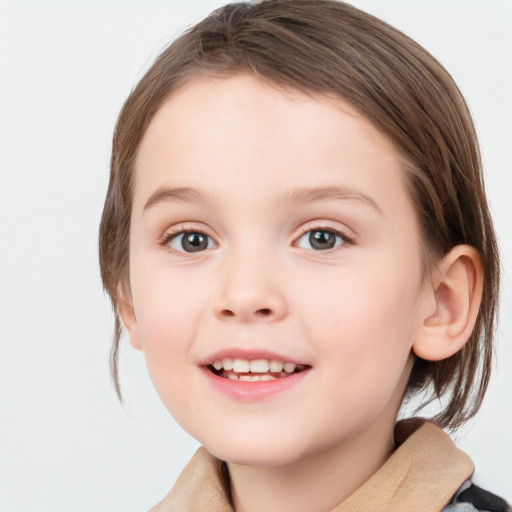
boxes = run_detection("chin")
[203,436,305,468]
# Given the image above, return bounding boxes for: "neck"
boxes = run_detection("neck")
[228,417,395,512]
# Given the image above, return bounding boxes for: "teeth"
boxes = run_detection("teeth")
[283,362,296,373]
[211,357,303,376]
[269,360,284,372]
[250,359,270,373]
[232,358,250,373]
[239,374,277,382]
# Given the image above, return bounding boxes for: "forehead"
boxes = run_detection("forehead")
[133,73,408,215]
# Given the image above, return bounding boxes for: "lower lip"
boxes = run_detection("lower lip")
[201,367,310,401]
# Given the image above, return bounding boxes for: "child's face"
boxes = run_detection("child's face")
[126,74,431,467]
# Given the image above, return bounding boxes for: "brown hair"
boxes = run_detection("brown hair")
[99,0,500,430]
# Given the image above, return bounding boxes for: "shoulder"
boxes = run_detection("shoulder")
[443,481,511,512]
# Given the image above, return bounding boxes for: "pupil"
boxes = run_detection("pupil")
[182,232,208,252]
[309,230,336,250]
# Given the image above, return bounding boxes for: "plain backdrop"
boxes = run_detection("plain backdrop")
[0,1,511,510]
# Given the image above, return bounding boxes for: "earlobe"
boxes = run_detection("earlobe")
[412,245,483,361]
[117,284,143,351]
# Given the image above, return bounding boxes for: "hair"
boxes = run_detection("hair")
[99,0,500,430]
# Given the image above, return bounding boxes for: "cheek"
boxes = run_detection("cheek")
[132,255,204,334]
[298,273,418,430]
[132,289,201,422]
[296,260,421,373]
[129,264,205,384]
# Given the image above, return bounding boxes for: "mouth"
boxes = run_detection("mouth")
[207,357,309,382]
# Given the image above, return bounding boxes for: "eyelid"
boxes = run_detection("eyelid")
[294,220,355,242]
[159,223,219,253]
[292,221,355,251]
[158,220,354,254]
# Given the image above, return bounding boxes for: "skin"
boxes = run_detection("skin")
[122,74,482,512]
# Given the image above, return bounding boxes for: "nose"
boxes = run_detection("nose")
[213,253,288,323]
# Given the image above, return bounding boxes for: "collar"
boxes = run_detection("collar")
[151,420,474,512]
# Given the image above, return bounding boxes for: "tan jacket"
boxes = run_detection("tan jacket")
[150,420,474,512]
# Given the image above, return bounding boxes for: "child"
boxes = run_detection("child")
[99,1,509,511]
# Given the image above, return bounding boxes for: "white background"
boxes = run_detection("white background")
[0,1,510,510]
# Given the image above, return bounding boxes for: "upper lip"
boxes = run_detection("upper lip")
[199,348,310,367]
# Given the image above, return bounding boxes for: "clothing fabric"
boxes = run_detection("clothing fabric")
[149,420,510,512]
[444,480,510,512]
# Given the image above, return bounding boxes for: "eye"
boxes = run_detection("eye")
[295,229,347,251]
[167,231,215,253]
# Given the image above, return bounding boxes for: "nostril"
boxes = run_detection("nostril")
[216,306,277,320]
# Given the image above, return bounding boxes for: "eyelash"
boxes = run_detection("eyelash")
[294,224,353,251]
[159,225,216,253]
[159,223,354,254]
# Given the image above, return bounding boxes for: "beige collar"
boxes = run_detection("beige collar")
[150,420,474,512]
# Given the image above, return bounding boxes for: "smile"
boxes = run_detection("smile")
[208,357,309,381]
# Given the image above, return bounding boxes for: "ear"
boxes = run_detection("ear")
[117,284,143,351]
[412,245,483,361]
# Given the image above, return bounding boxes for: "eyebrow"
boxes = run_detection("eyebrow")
[144,186,215,210]
[143,185,382,214]
[282,186,382,214]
